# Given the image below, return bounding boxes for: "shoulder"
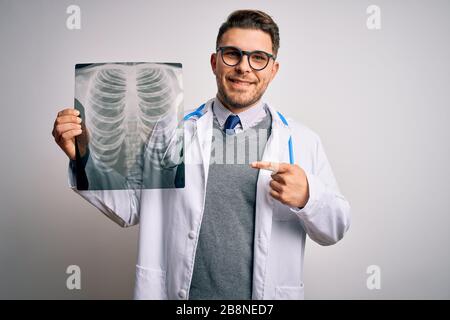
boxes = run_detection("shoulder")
[275,111,322,146]
[184,100,211,118]
[183,107,201,117]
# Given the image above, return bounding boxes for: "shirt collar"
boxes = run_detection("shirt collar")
[213,96,267,130]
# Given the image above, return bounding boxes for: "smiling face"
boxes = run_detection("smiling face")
[211,28,279,113]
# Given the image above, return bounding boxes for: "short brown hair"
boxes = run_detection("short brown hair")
[216,10,280,58]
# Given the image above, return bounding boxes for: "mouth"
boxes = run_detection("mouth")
[228,78,255,88]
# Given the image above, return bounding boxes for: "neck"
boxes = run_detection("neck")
[216,94,260,114]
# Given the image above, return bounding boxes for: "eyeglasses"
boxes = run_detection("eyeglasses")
[216,46,276,71]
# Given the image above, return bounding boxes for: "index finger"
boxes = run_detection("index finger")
[251,161,290,174]
[57,108,80,117]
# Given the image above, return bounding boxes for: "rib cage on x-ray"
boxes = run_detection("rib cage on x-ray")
[76,63,183,190]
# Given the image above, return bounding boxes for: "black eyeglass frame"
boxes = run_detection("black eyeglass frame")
[216,46,276,71]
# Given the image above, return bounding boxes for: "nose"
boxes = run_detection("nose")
[235,53,252,73]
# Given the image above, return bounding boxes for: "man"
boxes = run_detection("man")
[52,10,350,300]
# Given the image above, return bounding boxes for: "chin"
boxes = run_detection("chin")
[218,81,262,109]
[224,96,258,110]
[225,91,256,105]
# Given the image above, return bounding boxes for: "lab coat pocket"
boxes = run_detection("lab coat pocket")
[275,284,305,300]
[134,265,168,300]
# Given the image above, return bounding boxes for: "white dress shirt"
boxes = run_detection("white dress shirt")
[212,96,268,133]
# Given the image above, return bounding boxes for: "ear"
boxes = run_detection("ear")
[269,61,280,82]
[210,53,217,75]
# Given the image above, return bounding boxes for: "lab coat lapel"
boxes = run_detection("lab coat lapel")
[252,105,291,299]
[193,99,214,179]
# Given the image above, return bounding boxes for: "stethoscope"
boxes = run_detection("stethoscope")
[183,102,295,165]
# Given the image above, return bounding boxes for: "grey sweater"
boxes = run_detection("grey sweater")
[189,110,272,300]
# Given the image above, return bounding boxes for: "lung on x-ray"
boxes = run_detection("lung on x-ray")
[74,62,184,190]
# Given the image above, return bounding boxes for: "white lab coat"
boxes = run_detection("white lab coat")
[68,98,351,300]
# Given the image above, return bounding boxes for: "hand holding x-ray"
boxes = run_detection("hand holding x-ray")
[52,107,88,160]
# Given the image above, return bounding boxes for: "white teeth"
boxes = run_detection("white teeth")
[230,79,250,84]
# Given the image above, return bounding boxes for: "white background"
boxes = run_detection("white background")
[0,0,449,299]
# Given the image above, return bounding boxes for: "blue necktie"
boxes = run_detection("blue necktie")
[224,115,241,135]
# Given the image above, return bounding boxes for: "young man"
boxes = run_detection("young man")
[52,10,350,300]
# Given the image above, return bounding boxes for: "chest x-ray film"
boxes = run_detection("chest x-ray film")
[74,62,184,190]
